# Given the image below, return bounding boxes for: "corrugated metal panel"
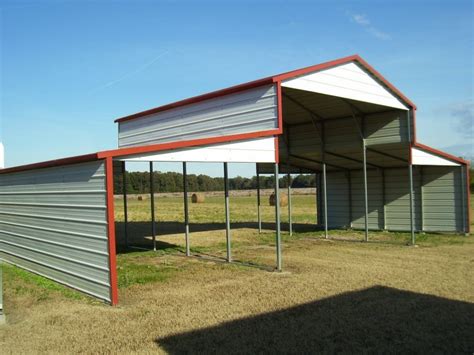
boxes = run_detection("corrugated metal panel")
[325,119,360,154]
[412,147,460,166]
[118,84,278,148]
[281,62,409,110]
[326,171,350,228]
[286,124,322,157]
[385,167,422,232]
[350,169,384,230]
[119,137,276,163]
[421,166,465,232]
[0,161,111,302]
[365,111,408,146]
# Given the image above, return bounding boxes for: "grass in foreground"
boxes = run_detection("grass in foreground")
[1,192,473,353]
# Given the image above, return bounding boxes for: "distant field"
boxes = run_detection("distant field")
[1,191,473,353]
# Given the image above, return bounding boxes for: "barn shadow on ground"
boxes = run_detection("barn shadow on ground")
[155,286,474,354]
[114,221,319,252]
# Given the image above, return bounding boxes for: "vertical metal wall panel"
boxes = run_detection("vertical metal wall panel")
[365,111,408,146]
[350,169,384,230]
[421,166,464,232]
[287,124,322,157]
[324,119,360,154]
[118,85,278,148]
[326,171,350,228]
[0,161,111,302]
[326,166,465,233]
[384,168,422,231]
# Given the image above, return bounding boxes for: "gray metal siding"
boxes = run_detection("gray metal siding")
[0,161,111,302]
[325,166,466,234]
[365,111,408,146]
[118,84,278,148]
[350,169,384,230]
[421,166,465,232]
[326,172,350,228]
[384,167,422,232]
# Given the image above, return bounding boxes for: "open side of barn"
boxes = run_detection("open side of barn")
[0,55,470,305]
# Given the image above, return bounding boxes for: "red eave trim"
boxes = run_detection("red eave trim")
[98,129,282,159]
[115,76,274,123]
[0,130,283,175]
[0,153,100,175]
[413,142,470,166]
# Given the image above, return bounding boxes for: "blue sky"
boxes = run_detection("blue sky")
[1,0,472,177]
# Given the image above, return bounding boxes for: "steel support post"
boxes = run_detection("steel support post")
[274,163,282,271]
[316,173,320,225]
[321,121,328,239]
[382,169,387,230]
[224,162,231,262]
[362,140,369,241]
[420,167,424,233]
[183,162,190,256]
[0,261,4,325]
[460,165,467,234]
[408,164,415,244]
[149,162,157,251]
[323,163,328,238]
[256,167,262,233]
[407,110,416,245]
[287,172,293,236]
[121,161,129,248]
[348,170,353,228]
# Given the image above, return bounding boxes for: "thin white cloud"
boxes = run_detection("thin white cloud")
[89,50,169,93]
[349,12,391,40]
[450,101,474,140]
[352,14,370,26]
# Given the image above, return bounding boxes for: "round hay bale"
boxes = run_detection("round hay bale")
[191,193,205,203]
[137,195,147,201]
[269,193,288,207]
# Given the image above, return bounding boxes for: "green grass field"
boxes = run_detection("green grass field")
[1,191,473,353]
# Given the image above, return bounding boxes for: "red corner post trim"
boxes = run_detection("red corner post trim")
[105,157,119,305]
[276,81,283,133]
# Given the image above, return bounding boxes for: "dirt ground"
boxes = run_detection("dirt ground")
[1,193,473,353]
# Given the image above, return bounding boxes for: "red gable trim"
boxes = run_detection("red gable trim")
[0,153,101,175]
[274,54,417,110]
[115,54,416,124]
[413,142,470,166]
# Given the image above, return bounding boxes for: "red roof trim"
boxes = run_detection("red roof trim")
[0,153,101,175]
[413,142,470,166]
[115,54,416,124]
[0,130,280,175]
[98,129,281,159]
[273,54,416,110]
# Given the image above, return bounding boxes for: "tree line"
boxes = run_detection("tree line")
[113,169,474,194]
[114,171,316,194]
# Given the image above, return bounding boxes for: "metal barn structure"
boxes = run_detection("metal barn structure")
[0,55,470,305]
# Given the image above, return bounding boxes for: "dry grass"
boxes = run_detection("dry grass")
[1,191,473,353]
